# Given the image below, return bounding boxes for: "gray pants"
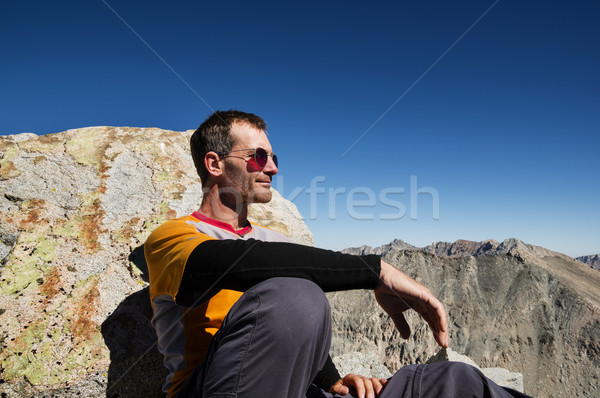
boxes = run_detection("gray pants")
[177,278,530,398]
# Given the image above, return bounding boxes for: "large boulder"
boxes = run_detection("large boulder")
[0,127,312,397]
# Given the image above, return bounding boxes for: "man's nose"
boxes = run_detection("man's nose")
[263,155,278,175]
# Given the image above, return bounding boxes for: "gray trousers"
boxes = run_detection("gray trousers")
[177,278,531,398]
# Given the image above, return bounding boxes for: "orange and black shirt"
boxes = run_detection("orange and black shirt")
[144,211,381,397]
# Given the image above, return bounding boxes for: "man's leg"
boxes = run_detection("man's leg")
[306,362,532,398]
[378,362,532,398]
[179,277,332,398]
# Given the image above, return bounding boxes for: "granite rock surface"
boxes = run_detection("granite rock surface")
[0,127,312,397]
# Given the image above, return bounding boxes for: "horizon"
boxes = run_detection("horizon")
[1,2,598,258]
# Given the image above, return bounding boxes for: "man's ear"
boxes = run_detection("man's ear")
[204,151,223,178]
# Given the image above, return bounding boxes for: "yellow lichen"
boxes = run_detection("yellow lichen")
[0,142,23,179]
[0,318,50,384]
[0,141,19,161]
[143,202,177,233]
[65,128,108,169]
[0,160,22,179]
[0,208,59,295]
[153,171,171,182]
[18,133,64,155]
[0,252,44,296]
[0,304,109,387]
[54,191,106,252]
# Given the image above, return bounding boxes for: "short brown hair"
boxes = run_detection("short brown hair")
[190,110,267,184]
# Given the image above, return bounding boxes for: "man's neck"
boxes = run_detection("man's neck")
[198,187,249,230]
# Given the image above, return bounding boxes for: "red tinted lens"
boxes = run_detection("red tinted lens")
[272,154,278,168]
[255,148,269,167]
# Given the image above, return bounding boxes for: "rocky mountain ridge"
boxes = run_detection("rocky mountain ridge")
[345,238,594,269]
[336,238,600,397]
[576,254,600,270]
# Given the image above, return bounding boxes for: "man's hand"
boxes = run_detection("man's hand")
[329,373,388,398]
[375,261,449,348]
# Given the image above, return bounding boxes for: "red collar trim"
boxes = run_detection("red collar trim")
[191,211,253,237]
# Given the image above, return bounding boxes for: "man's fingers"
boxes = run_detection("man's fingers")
[341,374,381,398]
[354,377,366,398]
[406,285,449,347]
[423,313,447,347]
[329,379,348,395]
[418,298,449,347]
[372,378,386,395]
[357,376,373,398]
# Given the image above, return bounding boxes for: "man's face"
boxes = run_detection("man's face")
[219,122,278,207]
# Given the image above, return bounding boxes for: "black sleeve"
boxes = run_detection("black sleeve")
[312,354,341,392]
[176,238,381,307]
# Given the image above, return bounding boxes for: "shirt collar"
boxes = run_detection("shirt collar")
[191,211,253,237]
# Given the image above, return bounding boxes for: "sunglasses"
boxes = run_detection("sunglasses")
[218,147,278,168]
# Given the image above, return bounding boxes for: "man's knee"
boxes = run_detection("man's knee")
[424,362,489,396]
[442,361,485,378]
[388,362,492,397]
[249,277,330,334]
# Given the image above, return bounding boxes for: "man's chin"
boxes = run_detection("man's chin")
[251,191,273,204]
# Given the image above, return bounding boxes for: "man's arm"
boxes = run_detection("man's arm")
[177,238,381,306]
[178,238,448,348]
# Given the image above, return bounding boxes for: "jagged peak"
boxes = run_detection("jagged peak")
[345,237,573,262]
[341,244,374,256]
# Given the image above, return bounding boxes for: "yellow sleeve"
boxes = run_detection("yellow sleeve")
[144,216,214,302]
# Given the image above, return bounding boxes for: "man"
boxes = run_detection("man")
[145,110,530,398]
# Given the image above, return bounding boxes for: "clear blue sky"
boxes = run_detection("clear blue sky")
[1,1,598,257]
